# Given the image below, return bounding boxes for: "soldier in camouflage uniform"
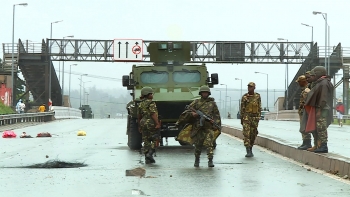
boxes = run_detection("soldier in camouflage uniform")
[240,82,261,157]
[137,87,160,164]
[296,75,312,150]
[304,69,320,152]
[304,67,333,153]
[186,85,221,167]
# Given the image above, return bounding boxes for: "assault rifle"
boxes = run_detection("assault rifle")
[185,105,221,130]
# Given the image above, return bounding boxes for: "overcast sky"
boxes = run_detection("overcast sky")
[1,0,347,95]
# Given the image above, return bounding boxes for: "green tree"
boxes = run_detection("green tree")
[15,73,25,101]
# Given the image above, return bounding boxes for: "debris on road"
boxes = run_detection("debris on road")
[77,130,86,136]
[8,159,88,168]
[2,130,17,138]
[125,167,146,177]
[20,132,33,138]
[145,176,157,178]
[36,132,52,137]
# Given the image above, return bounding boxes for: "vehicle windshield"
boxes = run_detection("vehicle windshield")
[173,71,200,83]
[140,71,169,84]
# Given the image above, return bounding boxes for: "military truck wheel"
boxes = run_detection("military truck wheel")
[127,116,142,150]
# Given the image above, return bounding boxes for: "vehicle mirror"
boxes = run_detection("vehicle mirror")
[211,73,219,84]
[122,75,130,87]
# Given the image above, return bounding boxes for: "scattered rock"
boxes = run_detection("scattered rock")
[307,168,311,171]
[343,175,348,179]
[125,167,146,177]
[170,175,172,177]
[305,162,309,165]
[45,155,49,158]
[328,170,339,175]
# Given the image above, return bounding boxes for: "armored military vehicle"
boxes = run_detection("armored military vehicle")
[122,42,219,150]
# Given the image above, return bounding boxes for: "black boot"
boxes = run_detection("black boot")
[245,147,253,157]
[314,143,328,153]
[250,147,254,157]
[145,156,152,164]
[194,157,200,167]
[297,140,312,150]
[208,158,214,167]
[146,149,156,163]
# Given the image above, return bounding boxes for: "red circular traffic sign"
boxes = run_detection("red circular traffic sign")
[132,45,141,54]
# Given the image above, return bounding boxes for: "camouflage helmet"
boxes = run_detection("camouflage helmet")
[199,85,211,95]
[313,66,327,77]
[141,86,154,96]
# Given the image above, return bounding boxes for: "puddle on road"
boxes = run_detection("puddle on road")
[3,160,87,169]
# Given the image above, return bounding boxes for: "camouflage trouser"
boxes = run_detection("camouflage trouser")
[142,129,158,154]
[242,116,259,148]
[316,117,328,144]
[193,128,214,159]
[299,114,311,140]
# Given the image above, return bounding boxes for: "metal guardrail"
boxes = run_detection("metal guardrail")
[333,115,350,120]
[0,112,55,127]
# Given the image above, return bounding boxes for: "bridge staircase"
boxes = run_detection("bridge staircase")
[284,43,344,110]
[2,39,62,105]
[283,43,319,110]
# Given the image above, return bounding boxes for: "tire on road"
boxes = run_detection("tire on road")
[127,116,142,150]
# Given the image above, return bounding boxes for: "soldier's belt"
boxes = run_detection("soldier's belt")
[245,113,259,117]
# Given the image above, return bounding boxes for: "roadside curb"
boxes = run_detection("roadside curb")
[222,125,350,178]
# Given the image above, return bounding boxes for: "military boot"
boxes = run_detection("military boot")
[145,149,156,163]
[307,146,316,152]
[307,140,320,152]
[250,147,254,157]
[297,140,312,150]
[194,157,200,167]
[314,143,328,153]
[245,147,253,157]
[208,158,214,167]
[145,156,152,164]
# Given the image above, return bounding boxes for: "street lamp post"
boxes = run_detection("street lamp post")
[301,23,314,43]
[49,20,63,102]
[69,64,77,107]
[61,35,74,106]
[82,81,91,106]
[235,78,242,97]
[255,72,269,110]
[220,84,227,118]
[313,11,328,73]
[226,96,232,115]
[85,92,89,105]
[11,3,28,106]
[215,90,222,113]
[78,74,88,108]
[278,38,289,110]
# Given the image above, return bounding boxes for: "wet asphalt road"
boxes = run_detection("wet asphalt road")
[0,119,350,197]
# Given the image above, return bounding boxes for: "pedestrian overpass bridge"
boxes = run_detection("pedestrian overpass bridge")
[1,39,349,113]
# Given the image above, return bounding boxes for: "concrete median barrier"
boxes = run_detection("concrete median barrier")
[222,125,350,178]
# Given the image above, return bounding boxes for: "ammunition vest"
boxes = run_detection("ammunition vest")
[245,95,259,113]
